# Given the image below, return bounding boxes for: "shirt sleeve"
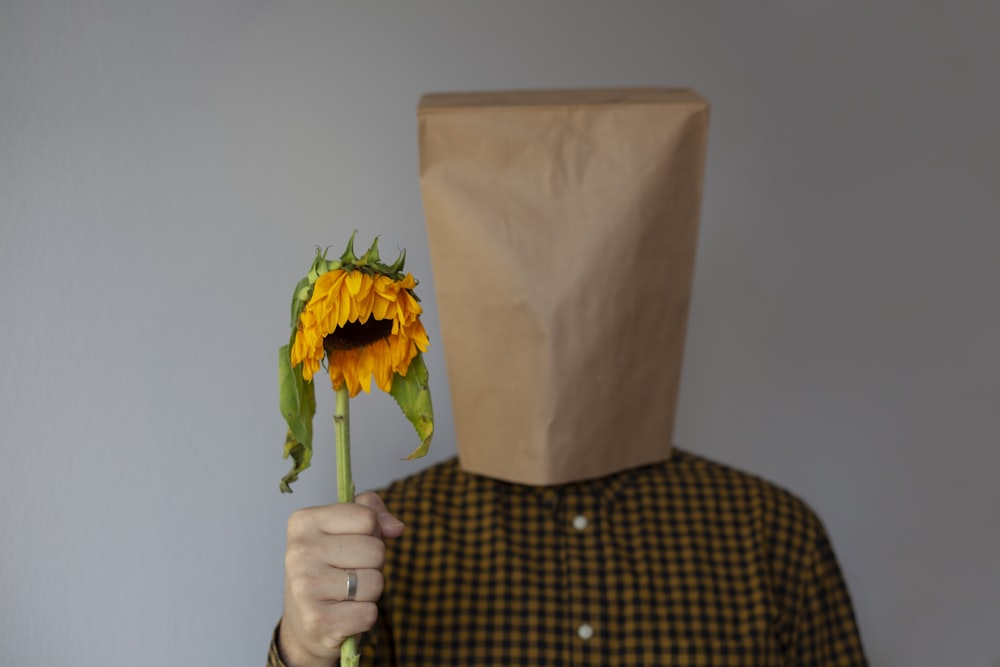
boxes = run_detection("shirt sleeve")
[267,619,391,667]
[266,622,340,667]
[785,527,869,666]
[266,623,288,667]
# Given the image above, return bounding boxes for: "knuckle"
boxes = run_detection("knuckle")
[349,536,385,568]
[284,539,312,570]
[356,601,379,629]
[286,507,314,537]
[355,491,380,506]
[356,508,379,535]
[370,569,385,598]
[300,608,327,638]
[319,633,342,654]
[288,573,313,599]
[370,538,386,567]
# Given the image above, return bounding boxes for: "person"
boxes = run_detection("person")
[269,89,868,665]
[269,449,868,666]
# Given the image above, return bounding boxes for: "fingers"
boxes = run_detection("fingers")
[288,502,379,538]
[321,601,379,638]
[279,601,378,666]
[280,495,403,665]
[290,600,379,647]
[355,492,405,539]
[286,532,385,581]
[287,494,404,540]
[289,566,385,603]
[338,566,384,603]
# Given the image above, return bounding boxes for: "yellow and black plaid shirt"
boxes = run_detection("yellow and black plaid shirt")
[269,449,867,666]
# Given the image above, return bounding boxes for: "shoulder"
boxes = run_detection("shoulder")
[653,448,828,543]
[377,450,830,545]
[648,450,841,605]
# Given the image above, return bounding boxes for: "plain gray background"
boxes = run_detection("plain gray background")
[2,2,997,666]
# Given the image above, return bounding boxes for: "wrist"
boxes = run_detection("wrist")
[276,619,337,667]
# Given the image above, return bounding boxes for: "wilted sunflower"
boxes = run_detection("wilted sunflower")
[278,233,434,494]
[277,234,434,666]
[292,265,429,396]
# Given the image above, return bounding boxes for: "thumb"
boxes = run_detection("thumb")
[355,491,405,538]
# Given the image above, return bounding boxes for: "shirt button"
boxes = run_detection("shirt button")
[572,514,589,531]
[577,623,595,640]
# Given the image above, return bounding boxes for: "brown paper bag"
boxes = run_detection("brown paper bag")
[418,88,710,485]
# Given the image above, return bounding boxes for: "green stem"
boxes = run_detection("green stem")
[334,385,360,667]
[334,385,354,504]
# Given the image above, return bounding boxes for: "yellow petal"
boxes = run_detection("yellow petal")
[373,340,393,392]
[302,357,319,382]
[345,270,364,296]
[338,284,352,327]
[357,347,375,394]
[398,290,421,320]
[373,274,393,296]
[343,350,362,397]
[357,275,375,322]
[406,319,430,352]
[358,287,375,324]
[372,294,390,320]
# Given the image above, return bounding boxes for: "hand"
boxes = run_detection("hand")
[278,492,405,667]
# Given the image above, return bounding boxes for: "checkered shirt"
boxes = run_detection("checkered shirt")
[269,449,867,666]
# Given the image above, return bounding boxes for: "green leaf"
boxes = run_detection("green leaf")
[278,340,316,492]
[280,428,311,493]
[389,352,434,460]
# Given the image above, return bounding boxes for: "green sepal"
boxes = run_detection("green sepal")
[293,249,342,330]
[387,248,407,275]
[360,236,381,266]
[335,231,408,279]
[278,340,316,492]
[306,247,341,287]
[289,275,311,329]
[389,352,434,460]
[339,231,360,264]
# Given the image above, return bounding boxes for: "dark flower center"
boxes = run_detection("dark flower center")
[324,318,394,353]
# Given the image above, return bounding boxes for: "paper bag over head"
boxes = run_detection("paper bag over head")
[418,88,710,486]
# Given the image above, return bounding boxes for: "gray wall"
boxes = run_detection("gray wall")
[1,2,997,665]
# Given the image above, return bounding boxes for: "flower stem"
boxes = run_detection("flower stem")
[334,385,354,504]
[334,385,360,667]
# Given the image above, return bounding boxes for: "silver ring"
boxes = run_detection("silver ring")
[345,568,358,601]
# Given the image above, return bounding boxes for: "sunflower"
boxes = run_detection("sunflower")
[291,268,429,396]
[278,234,434,493]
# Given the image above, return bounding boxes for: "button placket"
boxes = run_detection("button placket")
[564,495,604,663]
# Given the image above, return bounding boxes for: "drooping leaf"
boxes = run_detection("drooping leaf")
[389,352,434,460]
[278,340,316,492]
[280,428,311,493]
